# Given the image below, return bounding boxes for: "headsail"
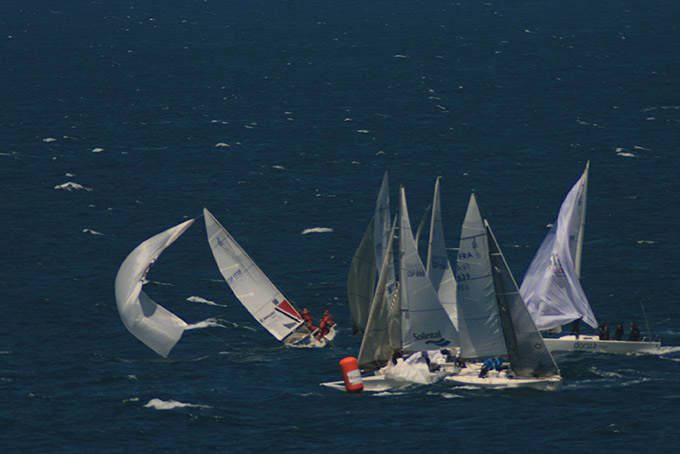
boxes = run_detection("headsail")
[486,221,560,378]
[114,219,194,357]
[204,208,305,342]
[358,216,400,371]
[519,163,597,331]
[426,177,458,328]
[455,193,506,360]
[347,216,377,336]
[399,187,458,352]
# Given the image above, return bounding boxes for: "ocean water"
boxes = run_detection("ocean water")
[2,0,680,452]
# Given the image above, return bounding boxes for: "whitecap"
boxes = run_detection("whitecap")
[301,227,333,234]
[43,137,57,143]
[92,148,104,153]
[357,129,369,133]
[272,165,285,170]
[186,295,228,308]
[83,228,104,236]
[215,142,230,147]
[186,318,227,330]
[144,398,210,411]
[54,182,92,191]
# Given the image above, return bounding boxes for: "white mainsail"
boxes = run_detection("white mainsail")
[399,187,458,352]
[455,193,506,360]
[519,163,597,331]
[114,219,194,357]
[203,208,305,343]
[425,177,458,328]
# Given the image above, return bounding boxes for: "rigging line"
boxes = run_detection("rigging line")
[639,299,654,342]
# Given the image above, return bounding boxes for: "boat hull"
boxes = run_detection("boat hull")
[321,362,461,392]
[543,335,661,354]
[446,373,562,391]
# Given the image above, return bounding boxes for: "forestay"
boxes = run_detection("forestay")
[204,208,304,342]
[114,219,194,357]
[519,163,597,331]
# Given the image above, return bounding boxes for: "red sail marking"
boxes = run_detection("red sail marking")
[276,300,302,321]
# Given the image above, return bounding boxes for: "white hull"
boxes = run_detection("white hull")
[543,335,661,354]
[287,326,337,348]
[446,373,562,391]
[321,362,461,393]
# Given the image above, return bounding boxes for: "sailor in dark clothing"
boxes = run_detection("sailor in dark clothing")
[598,323,610,340]
[628,322,641,341]
[615,324,624,340]
[571,318,581,339]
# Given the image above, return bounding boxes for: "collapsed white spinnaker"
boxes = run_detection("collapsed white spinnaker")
[115,219,195,357]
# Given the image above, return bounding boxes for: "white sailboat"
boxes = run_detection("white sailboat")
[347,170,395,336]
[323,187,459,391]
[204,208,335,347]
[446,193,562,390]
[115,219,202,357]
[519,163,660,354]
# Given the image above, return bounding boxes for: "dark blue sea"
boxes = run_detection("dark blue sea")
[3,0,680,452]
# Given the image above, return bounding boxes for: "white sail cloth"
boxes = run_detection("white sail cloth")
[115,219,194,357]
[520,165,597,331]
[399,187,458,352]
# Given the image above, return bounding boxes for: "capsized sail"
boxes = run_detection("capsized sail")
[519,163,597,331]
[114,219,194,357]
[486,221,560,378]
[203,208,305,343]
[455,193,506,360]
[358,216,400,371]
[399,186,458,352]
[426,177,458,328]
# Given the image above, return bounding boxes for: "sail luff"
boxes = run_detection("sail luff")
[573,161,589,278]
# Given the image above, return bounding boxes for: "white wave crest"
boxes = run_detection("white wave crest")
[55,182,92,191]
[83,228,104,236]
[301,227,333,234]
[144,398,210,411]
[186,295,228,307]
[186,318,227,330]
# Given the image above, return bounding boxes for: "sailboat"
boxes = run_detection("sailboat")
[323,186,459,391]
[519,163,660,354]
[445,193,562,390]
[115,218,206,357]
[204,208,335,347]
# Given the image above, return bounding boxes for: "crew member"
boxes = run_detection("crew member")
[316,310,335,340]
[628,322,641,341]
[615,324,624,340]
[301,308,315,331]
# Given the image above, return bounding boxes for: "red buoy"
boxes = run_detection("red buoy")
[339,356,363,393]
